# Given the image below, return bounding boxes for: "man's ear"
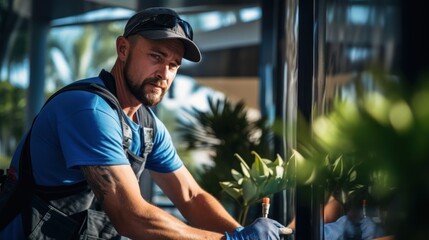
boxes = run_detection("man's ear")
[116,36,128,60]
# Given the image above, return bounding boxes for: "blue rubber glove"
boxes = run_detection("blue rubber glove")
[225,218,285,240]
[325,215,386,240]
[360,217,385,240]
[324,215,347,240]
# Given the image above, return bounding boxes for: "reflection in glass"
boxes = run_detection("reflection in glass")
[315,0,400,113]
[312,0,401,239]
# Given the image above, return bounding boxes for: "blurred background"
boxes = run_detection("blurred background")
[1,0,428,239]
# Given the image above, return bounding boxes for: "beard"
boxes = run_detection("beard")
[123,64,166,107]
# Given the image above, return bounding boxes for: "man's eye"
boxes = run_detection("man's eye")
[169,64,179,70]
[150,54,161,61]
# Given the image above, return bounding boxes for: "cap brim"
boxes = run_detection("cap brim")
[137,30,201,63]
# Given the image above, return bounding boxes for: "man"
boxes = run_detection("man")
[0,7,285,239]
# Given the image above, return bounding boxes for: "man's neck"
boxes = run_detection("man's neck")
[110,63,142,122]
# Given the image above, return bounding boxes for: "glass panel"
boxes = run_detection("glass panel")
[315,0,401,114]
[312,0,401,239]
[277,0,300,234]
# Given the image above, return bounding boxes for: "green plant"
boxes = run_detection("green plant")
[177,96,271,202]
[219,151,290,225]
[321,154,372,211]
[0,81,25,157]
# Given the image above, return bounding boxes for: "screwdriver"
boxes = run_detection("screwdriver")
[261,197,293,235]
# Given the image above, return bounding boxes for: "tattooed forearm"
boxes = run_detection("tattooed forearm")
[81,166,116,204]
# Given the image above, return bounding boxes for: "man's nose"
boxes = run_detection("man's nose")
[155,65,170,80]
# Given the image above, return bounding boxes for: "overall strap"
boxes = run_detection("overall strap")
[99,70,156,150]
[47,82,132,149]
[137,106,155,159]
[98,70,156,179]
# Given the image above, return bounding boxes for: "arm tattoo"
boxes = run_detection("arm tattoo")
[81,166,116,204]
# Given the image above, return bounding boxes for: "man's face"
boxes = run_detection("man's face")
[124,36,184,106]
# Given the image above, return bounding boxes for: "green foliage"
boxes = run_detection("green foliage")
[322,154,369,208]
[301,69,429,237]
[177,96,272,202]
[219,151,290,225]
[47,22,120,90]
[223,152,286,215]
[0,154,11,170]
[0,81,26,156]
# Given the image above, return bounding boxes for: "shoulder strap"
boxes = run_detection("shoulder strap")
[137,105,156,133]
[98,69,156,148]
[47,82,132,149]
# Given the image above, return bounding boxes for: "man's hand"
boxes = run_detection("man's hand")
[225,217,285,240]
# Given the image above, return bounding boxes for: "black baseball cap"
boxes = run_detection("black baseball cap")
[123,7,201,62]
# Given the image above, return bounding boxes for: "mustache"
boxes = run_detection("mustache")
[145,78,167,88]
